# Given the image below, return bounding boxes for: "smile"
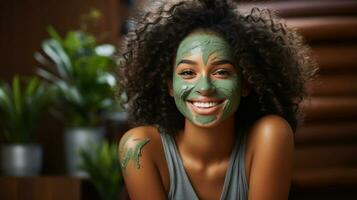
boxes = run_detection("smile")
[192,101,220,108]
[187,99,225,115]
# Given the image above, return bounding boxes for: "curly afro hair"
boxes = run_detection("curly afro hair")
[118,0,317,134]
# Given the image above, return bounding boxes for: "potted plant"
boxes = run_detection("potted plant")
[35,27,120,176]
[0,75,49,176]
[80,141,122,200]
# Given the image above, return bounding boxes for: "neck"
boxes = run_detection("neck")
[175,116,237,164]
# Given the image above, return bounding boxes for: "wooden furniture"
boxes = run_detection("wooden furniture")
[0,176,100,200]
[241,0,357,199]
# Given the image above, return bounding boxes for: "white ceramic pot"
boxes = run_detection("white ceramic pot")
[0,144,42,176]
[64,127,104,177]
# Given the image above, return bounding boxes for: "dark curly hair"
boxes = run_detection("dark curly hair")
[118,0,317,134]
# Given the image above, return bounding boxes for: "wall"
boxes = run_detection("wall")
[0,0,126,174]
[239,0,357,199]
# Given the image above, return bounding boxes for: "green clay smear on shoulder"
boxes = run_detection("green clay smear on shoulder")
[175,33,235,66]
[120,137,150,170]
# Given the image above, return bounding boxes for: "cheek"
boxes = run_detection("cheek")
[213,78,241,98]
[172,76,194,100]
[216,79,242,120]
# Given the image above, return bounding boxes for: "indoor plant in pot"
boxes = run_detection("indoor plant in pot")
[35,27,119,176]
[80,141,122,200]
[0,75,49,176]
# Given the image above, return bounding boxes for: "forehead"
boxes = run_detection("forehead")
[175,32,234,65]
[177,32,230,52]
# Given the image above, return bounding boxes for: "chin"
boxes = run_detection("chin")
[193,121,221,128]
[185,100,226,127]
[189,114,224,128]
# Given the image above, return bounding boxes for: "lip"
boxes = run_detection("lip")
[187,98,225,115]
[187,98,224,103]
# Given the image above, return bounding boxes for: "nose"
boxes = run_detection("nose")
[196,75,215,95]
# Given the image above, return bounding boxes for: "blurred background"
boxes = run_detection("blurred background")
[0,0,356,199]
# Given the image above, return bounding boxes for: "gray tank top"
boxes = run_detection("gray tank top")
[160,129,248,200]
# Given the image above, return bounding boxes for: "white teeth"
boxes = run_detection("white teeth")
[192,102,219,108]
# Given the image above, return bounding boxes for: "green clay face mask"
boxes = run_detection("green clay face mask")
[175,33,233,66]
[173,32,243,127]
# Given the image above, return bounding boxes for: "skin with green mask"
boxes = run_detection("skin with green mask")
[172,32,243,127]
[119,137,150,169]
[175,34,234,66]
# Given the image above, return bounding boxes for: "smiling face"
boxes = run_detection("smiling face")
[171,31,243,127]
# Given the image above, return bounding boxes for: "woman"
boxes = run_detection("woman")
[118,0,316,199]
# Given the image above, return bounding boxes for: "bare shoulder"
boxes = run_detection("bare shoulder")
[247,114,294,153]
[245,114,294,200]
[118,125,161,169]
[118,125,167,199]
[119,125,161,141]
[119,125,161,149]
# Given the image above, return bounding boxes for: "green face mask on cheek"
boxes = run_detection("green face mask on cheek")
[172,33,243,127]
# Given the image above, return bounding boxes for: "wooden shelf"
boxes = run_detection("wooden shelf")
[0,176,99,200]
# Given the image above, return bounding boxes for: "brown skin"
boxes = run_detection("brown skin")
[119,126,168,200]
[119,115,293,200]
[119,48,294,199]
[246,115,294,200]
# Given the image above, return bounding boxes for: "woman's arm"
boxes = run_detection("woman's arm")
[247,115,294,200]
[118,127,167,200]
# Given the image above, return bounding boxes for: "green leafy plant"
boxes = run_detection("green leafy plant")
[35,27,119,127]
[80,141,122,200]
[0,75,49,143]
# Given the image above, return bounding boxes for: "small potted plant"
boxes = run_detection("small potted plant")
[0,75,49,176]
[80,141,122,200]
[35,27,120,176]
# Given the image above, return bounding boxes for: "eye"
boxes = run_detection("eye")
[212,69,231,78]
[178,69,196,79]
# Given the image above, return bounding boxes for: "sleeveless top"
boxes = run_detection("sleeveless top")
[159,128,249,200]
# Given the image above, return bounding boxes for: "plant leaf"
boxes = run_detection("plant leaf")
[42,39,72,79]
[36,68,60,83]
[12,75,22,118]
[47,26,63,44]
[34,52,53,67]
[25,77,39,97]
[0,76,49,143]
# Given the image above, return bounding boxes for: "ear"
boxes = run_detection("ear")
[167,80,174,97]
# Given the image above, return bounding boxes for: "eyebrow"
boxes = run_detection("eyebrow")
[210,59,234,66]
[176,59,235,67]
[176,59,198,66]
